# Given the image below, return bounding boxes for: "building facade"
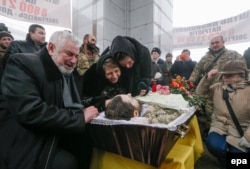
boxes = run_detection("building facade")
[72,0,173,55]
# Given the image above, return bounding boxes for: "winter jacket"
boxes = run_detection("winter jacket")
[76,47,99,76]
[110,36,151,96]
[2,34,47,69]
[171,60,196,80]
[152,58,170,85]
[196,77,250,152]
[0,47,85,169]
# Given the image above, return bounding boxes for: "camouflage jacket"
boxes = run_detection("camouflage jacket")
[196,77,250,152]
[189,48,245,86]
[142,104,180,124]
[76,50,99,76]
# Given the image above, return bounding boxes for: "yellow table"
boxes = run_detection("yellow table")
[90,115,204,169]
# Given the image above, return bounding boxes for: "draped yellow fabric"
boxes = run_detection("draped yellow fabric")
[90,115,204,169]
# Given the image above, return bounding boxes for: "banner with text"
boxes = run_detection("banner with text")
[173,10,250,50]
[0,0,71,28]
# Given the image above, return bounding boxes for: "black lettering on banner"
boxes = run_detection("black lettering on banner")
[220,17,234,25]
[25,0,37,5]
[189,26,221,36]
[227,152,250,169]
[224,34,248,42]
[45,0,60,4]
[18,13,59,24]
[0,5,13,16]
[239,11,249,20]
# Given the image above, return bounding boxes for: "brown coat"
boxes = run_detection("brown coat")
[196,77,250,151]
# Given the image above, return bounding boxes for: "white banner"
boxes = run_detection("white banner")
[0,0,71,28]
[173,10,250,50]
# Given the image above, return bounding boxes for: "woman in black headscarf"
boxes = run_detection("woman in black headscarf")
[78,53,126,111]
[108,36,151,96]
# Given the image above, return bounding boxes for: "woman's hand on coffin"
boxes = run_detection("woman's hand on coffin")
[82,106,99,123]
[137,81,149,96]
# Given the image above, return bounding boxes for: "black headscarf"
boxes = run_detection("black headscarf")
[109,35,151,96]
[110,36,137,62]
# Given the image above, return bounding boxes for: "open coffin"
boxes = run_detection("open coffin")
[86,93,196,167]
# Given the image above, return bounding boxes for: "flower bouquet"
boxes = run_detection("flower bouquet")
[154,75,204,110]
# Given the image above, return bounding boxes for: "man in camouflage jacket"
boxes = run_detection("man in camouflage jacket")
[76,34,100,76]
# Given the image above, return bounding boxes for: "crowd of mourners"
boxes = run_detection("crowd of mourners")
[0,22,250,169]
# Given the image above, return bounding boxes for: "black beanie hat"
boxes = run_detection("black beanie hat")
[151,47,161,55]
[0,31,14,40]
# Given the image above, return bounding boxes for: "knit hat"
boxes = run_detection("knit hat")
[219,60,248,76]
[151,47,161,55]
[0,23,14,40]
[0,31,14,40]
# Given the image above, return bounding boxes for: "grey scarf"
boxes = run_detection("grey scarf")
[62,75,84,112]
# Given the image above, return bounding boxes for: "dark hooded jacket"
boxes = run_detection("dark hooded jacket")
[109,36,151,96]
[0,47,86,169]
[77,54,126,111]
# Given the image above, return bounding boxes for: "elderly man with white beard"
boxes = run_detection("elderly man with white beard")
[0,30,99,169]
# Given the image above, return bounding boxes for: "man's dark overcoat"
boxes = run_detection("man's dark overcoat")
[0,47,85,169]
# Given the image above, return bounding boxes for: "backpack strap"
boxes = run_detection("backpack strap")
[222,89,244,137]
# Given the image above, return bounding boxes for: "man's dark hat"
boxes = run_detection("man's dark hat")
[0,31,14,40]
[151,47,161,54]
[0,23,14,40]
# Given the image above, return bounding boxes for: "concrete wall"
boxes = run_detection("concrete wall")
[72,0,173,58]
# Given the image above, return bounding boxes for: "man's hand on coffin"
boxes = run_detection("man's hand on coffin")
[82,106,99,123]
